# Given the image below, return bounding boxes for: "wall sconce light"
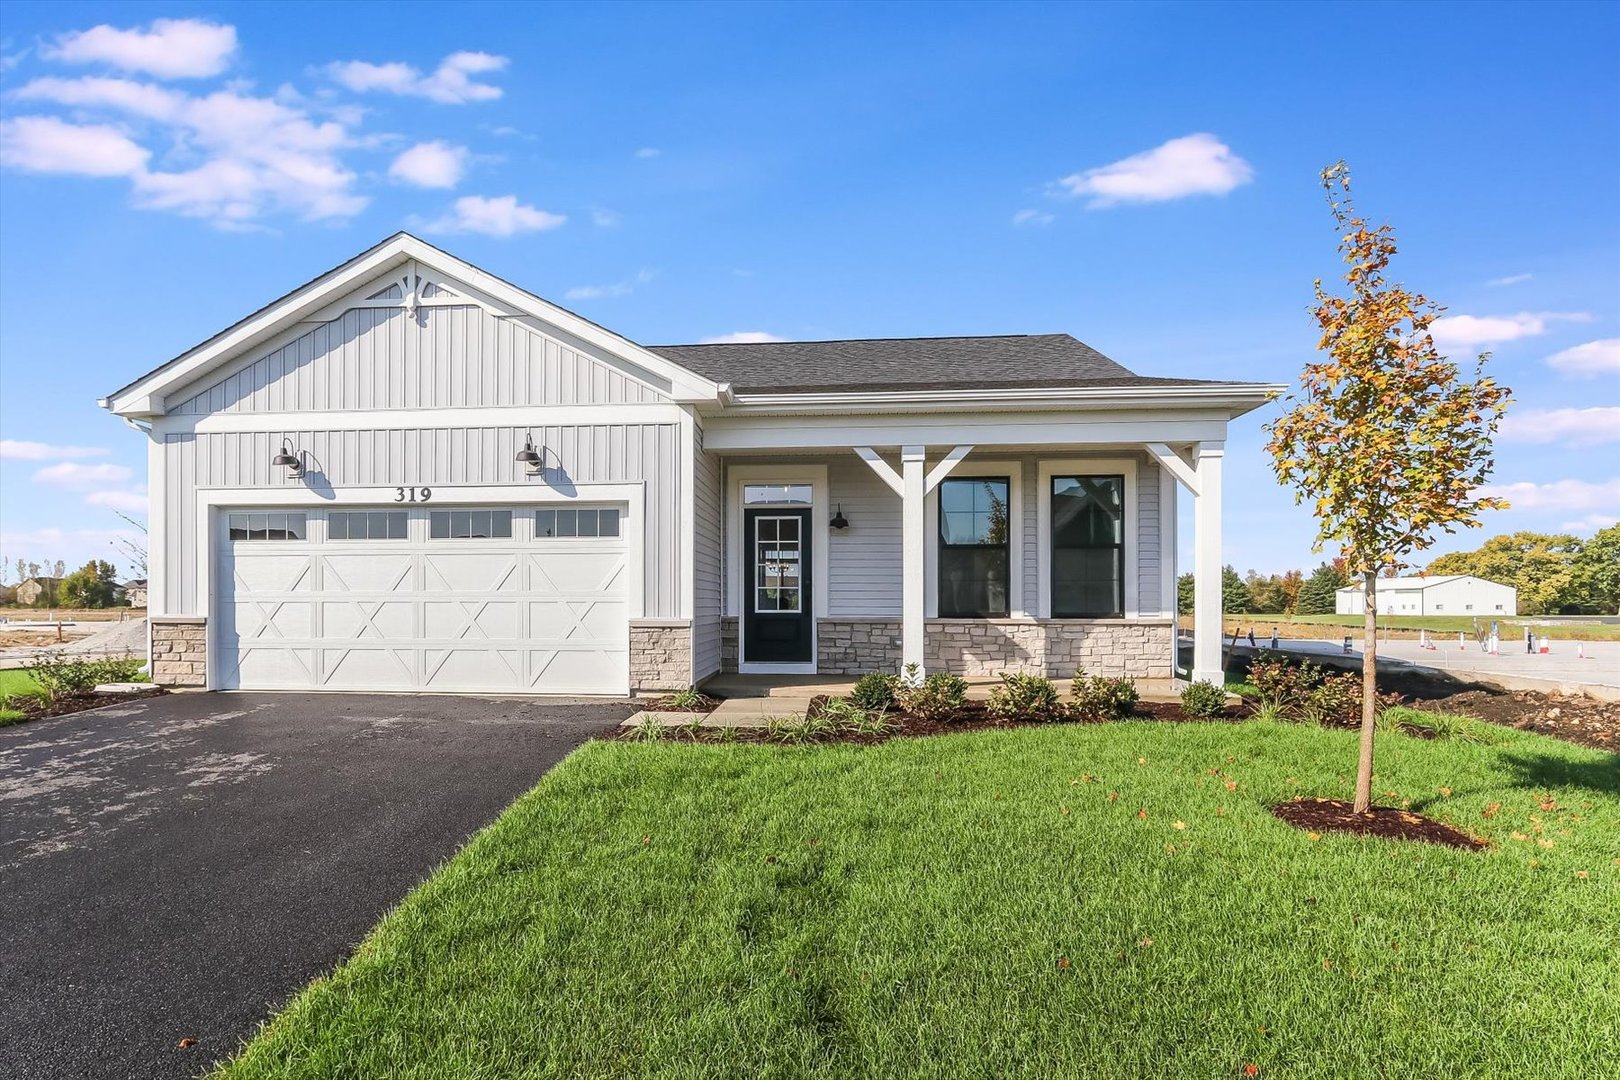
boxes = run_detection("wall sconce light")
[515,433,544,476]
[830,503,850,531]
[271,439,304,478]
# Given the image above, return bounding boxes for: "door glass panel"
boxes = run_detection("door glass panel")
[755,516,802,613]
[743,483,813,505]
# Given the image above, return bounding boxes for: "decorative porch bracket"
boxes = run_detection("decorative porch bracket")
[852,445,975,677]
[1145,442,1200,497]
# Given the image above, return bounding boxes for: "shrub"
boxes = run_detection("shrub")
[899,672,968,722]
[1379,706,1492,744]
[812,696,867,727]
[662,686,704,710]
[1070,675,1140,722]
[25,654,144,703]
[1302,672,1361,725]
[1180,680,1227,718]
[1246,652,1320,716]
[850,671,899,710]
[987,673,1064,722]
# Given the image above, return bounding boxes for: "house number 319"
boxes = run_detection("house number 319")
[394,486,433,502]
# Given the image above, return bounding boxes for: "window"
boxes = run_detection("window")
[228,512,307,541]
[328,511,407,540]
[429,509,513,539]
[755,515,802,612]
[743,483,813,505]
[536,507,620,538]
[1050,475,1123,617]
[938,477,1009,617]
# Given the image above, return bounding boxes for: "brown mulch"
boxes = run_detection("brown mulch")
[2,689,166,724]
[640,692,724,713]
[1410,689,1618,752]
[1270,797,1487,851]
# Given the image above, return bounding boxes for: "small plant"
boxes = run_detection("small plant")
[662,686,705,710]
[898,671,968,722]
[24,654,144,703]
[813,696,867,727]
[1070,675,1140,722]
[766,713,838,744]
[1246,653,1320,716]
[1380,706,1491,744]
[1180,680,1227,718]
[1253,703,1284,723]
[987,673,1064,722]
[850,671,899,710]
[1302,672,1361,726]
[626,718,666,742]
[714,725,741,744]
[844,708,898,737]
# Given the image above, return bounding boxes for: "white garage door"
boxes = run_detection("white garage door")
[216,505,629,694]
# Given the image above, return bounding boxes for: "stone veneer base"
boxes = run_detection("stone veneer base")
[815,618,1173,678]
[629,620,694,693]
[149,616,208,687]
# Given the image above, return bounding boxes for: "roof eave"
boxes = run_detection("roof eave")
[702,382,1285,418]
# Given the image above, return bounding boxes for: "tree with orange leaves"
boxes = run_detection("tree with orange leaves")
[1268,162,1511,814]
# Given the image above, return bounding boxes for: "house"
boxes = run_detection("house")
[15,577,61,607]
[100,234,1279,694]
[121,580,149,608]
[1335,575,1517,617]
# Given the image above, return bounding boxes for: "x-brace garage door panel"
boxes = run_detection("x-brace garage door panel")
[217,508,629,694]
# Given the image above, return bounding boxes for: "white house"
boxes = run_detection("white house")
[1335,575,1517,617]
[101,234,1278,696]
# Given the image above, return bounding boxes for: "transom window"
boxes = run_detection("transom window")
[938,477,1009,617]
[328,510,407,540]
[536,507,620,538]
[428,509,513,539]
[1050,475,1124,618]
[755,515,802,612]
[228,512,307,541]
[743,483,813,505]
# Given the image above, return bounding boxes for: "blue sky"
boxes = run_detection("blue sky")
[1,1,1616,580]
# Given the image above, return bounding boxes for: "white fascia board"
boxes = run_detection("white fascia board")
[702,384,1286,419]
[106,234,720,417]
[704,411,1232,452]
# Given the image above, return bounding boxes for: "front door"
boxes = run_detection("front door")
[743,508,813,665]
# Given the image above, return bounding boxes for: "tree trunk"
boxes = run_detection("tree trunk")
[1353,570,1378,814]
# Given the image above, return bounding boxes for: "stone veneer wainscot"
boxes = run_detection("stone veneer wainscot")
[629,620,693,693]
[150,616,207,687]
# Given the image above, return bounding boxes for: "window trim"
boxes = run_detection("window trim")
[534,505,623,540]
[428,508,515,540]
[326,509,409,541]
[1048,472,1126,619]
[935,474,1013,618]
[1036,457,1139,619]
[924,459,1024,618]
[227,511,308,542]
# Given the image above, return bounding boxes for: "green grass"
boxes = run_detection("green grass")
[0,669,42,725]
[218,720,1619,1080]
[1235,614,1620,641]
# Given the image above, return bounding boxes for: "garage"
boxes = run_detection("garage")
[216,504,630,694]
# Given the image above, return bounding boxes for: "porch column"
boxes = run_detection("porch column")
[1192,441,1225,685]
[901,445,927,675]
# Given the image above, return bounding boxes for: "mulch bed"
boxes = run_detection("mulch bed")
[1410,688,1617,753]
[639,692,725,714]
[2,688,166,724]
[1270,797,1487,851]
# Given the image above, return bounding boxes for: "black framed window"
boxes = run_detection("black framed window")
[938,477,1010,617]
[1051,475,1124,617]
[228,512,307,541]
[535,507,620,538]
[428,509,513,539]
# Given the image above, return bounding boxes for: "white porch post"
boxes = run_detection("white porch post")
[901,445,927,675]
[1192,441,1225,685]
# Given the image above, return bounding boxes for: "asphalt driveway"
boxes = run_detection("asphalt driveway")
[0,691,634,1079]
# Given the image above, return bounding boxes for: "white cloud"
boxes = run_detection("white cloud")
[423,194,565,237]
[85,488,149,513]
[700,331,785,345]
[564,269,655,302]
[389,140,467,188]
[32,462,133,488]
[1428,311,1594,349]
[1560,512,1619,534]
[0,115,149,176]
[327,51,507,104]
[591,207,622,228]
[43,18,237,79]
[1485,273,1533,287]
[1012,208,1054,227]
[0,440,107,461]
[1052,133,1253,208]
[0,525,147,576]
[1477,477,1620,514]
[634,147,660,159]
[1498,407,1620,446]
[1545,338,1620,378]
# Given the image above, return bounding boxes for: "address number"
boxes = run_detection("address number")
[394,486,433,502]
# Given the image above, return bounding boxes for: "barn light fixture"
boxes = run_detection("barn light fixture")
[271,439,304,478]
[830,503,850,531]
[515,433,544,475]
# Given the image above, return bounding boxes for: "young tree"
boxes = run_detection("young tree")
[1222,565,1252,615]
[1268,163,1510,813]
[1568,523,1620,614]
[60,560,120,608]
[1176,573,1195,616]
[1277,569,1305,615]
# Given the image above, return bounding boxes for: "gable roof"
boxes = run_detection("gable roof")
[649,334,1247,395]
[1336,575,1507,592]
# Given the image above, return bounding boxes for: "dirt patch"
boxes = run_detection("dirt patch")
[1270,797,1487,850]
[2,689,166,725]
[1410,688,1618,752]
[0,629,98,648]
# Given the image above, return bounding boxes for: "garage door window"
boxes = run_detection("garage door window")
[429,509,513,539]
[228,512,307,541]
[328,511,407,540]
[536,507,620,538]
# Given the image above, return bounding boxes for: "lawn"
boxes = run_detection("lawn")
[218,720,1619,1079]
[1219,614,1620,641]
[0,669,41,725]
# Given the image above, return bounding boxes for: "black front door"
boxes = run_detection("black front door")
[743,508,813,664]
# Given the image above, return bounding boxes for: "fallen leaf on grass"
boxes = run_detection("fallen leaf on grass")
[1138,937,1153,947]
[642,836,651,845]
[1060,805,1070,816]
[1137,809,1149,820]
[1138,757,1148,765]
[1322,958,1333,970]
[1537,838,1555,849]
[1438,787,1452,797]
[1243,1066,1261,1078]
[1107,791,1119,802]
[1575,870,1590,880]
[1172,820,1188,830]
[1539,797,1558,812]
[1307,832,1321,842]
[1225,780,1238,791]
[1511,831,1529,842]
[1482,803,1501,819]
[1058,956,1071,969]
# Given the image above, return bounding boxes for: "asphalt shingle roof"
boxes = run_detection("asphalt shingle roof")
[646,333,1243,394]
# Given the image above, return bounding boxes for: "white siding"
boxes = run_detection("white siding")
[157,422,683,618]
[691,423,723,681]
[1136,458,1164,616]
[169,303,669,414]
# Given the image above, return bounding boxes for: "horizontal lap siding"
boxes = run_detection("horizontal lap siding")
[171,304,668,413]
[1136,458,1164,617]
[159,423,682,617]
[828,457,903,617]
[692,426,723,681]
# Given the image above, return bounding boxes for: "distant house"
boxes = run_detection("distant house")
[1336,575,1516,617]
[16,577,62,606]
[122,579,149,607]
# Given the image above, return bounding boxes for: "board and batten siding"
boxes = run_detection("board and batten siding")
[157,423,684,617]
[691,424,724,681]
[169,303,669,414]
